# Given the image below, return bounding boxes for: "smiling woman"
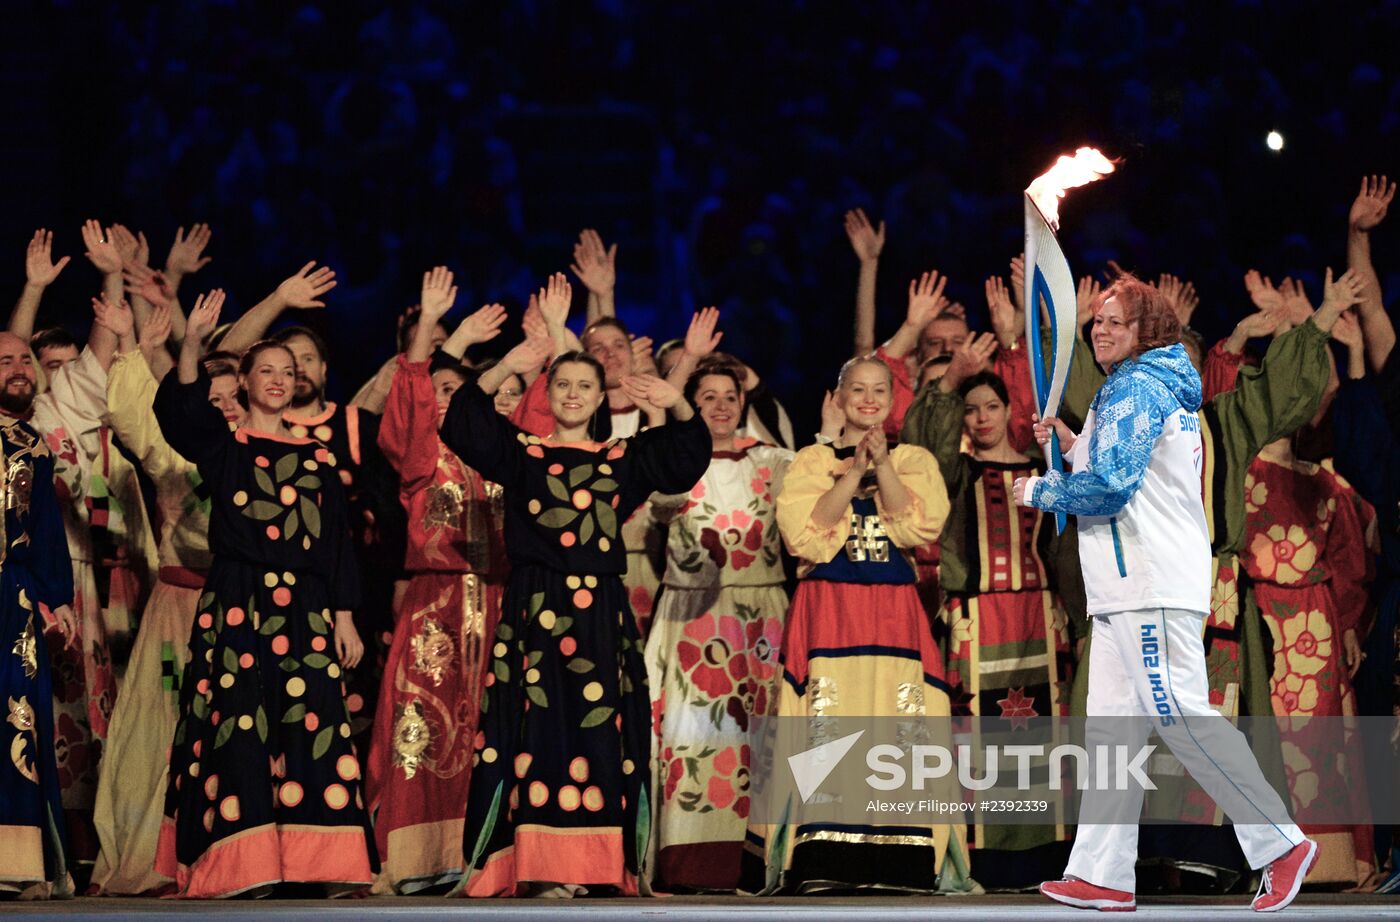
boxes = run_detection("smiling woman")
[150,291,374,898]
[743,356,968,895]
[437,348,710,897]
[643,365,795,891]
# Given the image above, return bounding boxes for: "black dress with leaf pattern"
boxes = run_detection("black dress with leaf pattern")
[151,368,376,897]
[439,372,709,895]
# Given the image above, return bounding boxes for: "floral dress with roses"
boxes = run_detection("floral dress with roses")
[642,439,793,891]
[152,366,375,898]
[1243,455,1374,884]
[439,373,710,896]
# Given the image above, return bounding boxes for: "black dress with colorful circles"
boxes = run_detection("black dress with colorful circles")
[439,373,710,896]
[151,367,376,898]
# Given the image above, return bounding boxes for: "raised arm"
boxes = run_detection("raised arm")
[1346,174,1395,372]
[178,290,225,384]
[845,208,885,356]
[10,229,71,341]
[663,307,723,391]
[416,266,508,364]
[161,223,212,343]
[479,337,549,397]
[218,261,336,353]
[570,228,616,322]
[89,295,136,372]
[155,290,234,467]
[138,301,176,382]
[81,219,125,309]
[534,272,574,359]
[882,270,947,361]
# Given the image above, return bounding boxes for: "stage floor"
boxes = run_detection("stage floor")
[5,894,1400,920]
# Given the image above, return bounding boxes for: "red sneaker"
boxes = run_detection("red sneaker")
[1039,877,1136,912]
[1251,838,1317,912]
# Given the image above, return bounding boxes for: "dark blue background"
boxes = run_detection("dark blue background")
[10,0,1398,431]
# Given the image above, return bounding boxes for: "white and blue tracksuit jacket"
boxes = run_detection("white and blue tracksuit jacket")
[1023,343,1211,617]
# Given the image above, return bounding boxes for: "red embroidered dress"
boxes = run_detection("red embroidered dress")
[365,358,505,893]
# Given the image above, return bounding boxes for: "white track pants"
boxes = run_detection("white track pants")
[1063,608,1304,893]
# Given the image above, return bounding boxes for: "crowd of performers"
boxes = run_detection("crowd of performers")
[0,175,1397,900]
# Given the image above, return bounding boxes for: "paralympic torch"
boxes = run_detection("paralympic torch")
[1024,147,1115,533]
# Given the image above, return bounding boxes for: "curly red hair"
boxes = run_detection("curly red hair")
[1093,273,1181,357]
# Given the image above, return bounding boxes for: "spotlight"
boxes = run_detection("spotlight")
[1266,131,1284,152]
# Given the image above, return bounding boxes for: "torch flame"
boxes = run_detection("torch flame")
[1025,147,1116,231]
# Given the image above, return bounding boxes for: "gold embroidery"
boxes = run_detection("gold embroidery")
[410,619,455,687]
[844,513,889,562]
[8,696,38,784]
[391,700,431,780]
[12,619,37,680]
[423,481,465,529]
[896,682,925,715]
[6,457,33,517]
[810,676,838,714]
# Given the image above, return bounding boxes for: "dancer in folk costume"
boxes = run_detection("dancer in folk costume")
[220,262,406,752]
[744,356,968,894]
[153,292,374,897]
[91,304,241,895]
[366,270,518,893]
[1244,438,1375,884]
[0,331,80,897]
[902,355,1074,889]
[643,364,794,891]
[17,286,136,877]
[440,341,709,896]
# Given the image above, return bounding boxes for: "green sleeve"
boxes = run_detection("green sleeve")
[900,383,970,496]
[1059,335,1105,433]
[901,382,976,595]
[1205,318,1330,555]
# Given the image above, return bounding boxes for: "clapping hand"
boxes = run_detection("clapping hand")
[820,389,845,439]
[1244,270,1284,315]
[1156,273,1199,327]
[861,425,888,467]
